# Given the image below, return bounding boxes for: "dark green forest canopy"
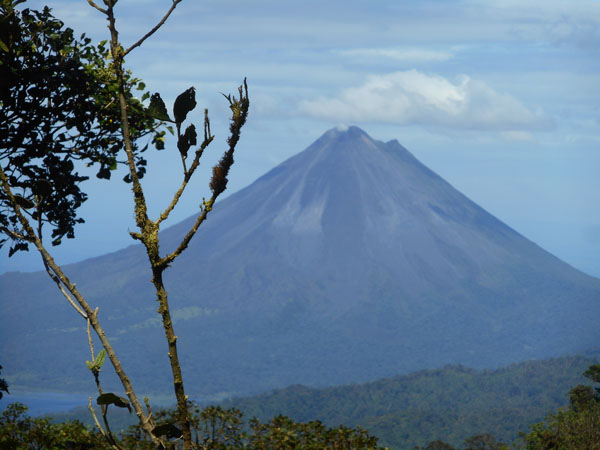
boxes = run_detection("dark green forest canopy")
[224,356,596,449]
[41,355,598,449]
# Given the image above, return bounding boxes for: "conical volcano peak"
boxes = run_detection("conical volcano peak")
[319,125,374,146]
[2,125,600,399]
[315,125,377,151]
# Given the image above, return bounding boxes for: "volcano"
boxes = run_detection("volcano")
[1,126,599,399]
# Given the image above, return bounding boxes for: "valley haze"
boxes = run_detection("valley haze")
[1,127,599,401]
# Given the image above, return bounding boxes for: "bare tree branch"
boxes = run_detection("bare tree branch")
[0,226,28,241]
[144,396,156,429]
[88,397,107,438]
[158,194,214,268]
[159,80,249,268]
[47,268,88,319]
[0,165,152,441]
[123,0,182,57]
[86,0,107,15]
[155,132,214,228]
[87,313,97,361]
[104,2,194,446]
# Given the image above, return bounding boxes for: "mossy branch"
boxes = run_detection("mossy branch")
[0,165,153,443]
[158,80,249,269]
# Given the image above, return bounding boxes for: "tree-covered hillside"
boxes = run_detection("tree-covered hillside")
[224,355,595,449]
[3,355,598,448]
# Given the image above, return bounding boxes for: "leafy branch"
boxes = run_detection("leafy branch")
[1,2,250,448]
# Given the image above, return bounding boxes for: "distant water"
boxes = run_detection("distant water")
[0,392,91,417]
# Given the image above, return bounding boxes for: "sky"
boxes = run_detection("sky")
[2,0,599,277]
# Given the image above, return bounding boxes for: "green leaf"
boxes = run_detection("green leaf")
[85,361,94,370]
[97,392,131,412]
[153,423,183,439]
[137,82,145,91]
[94,349,106,368]
[147,93,172,122]
[141,91,150,102]
[0,40,9,53]
[109,160,117,171]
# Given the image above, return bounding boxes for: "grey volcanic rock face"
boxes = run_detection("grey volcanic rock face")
[1,126,599,398]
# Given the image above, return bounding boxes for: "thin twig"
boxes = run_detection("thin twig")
[43,262,88,319]
[89,398,122,450]
[102,404,123,449]
[0,225,27,241]
[87,312,123,450]
[89,397,107,437]
[123,0,182,57]
[180,151,188,176]
[144,396,156,428]
[155,134,214,228]
[87,313,96,361]
[106,4,150,234]
[158,194,214,268]
[86,0,107,14]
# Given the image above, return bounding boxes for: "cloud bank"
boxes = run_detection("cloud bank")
[298,70,554,131]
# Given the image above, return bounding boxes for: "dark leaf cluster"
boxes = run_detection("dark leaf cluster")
[0,2,161,255]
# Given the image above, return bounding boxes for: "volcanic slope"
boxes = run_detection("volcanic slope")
[1,126,599,398]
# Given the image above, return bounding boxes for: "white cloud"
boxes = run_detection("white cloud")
[297,70,554,132]
[337,47,454,63]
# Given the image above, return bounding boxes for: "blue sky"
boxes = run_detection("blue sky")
[2,0,599,277]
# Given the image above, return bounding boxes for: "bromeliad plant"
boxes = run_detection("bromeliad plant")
[0,1,249,448]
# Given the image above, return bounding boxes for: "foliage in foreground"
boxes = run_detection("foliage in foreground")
[0,0,158,253]
[0,402,105,450]
[1,362,599,449]
[1,1,249,447]
[0,402,384,449]
[519,363,600,449]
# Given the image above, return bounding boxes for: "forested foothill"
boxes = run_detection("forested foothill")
[1,356,599,448]
[225,356,600,449]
